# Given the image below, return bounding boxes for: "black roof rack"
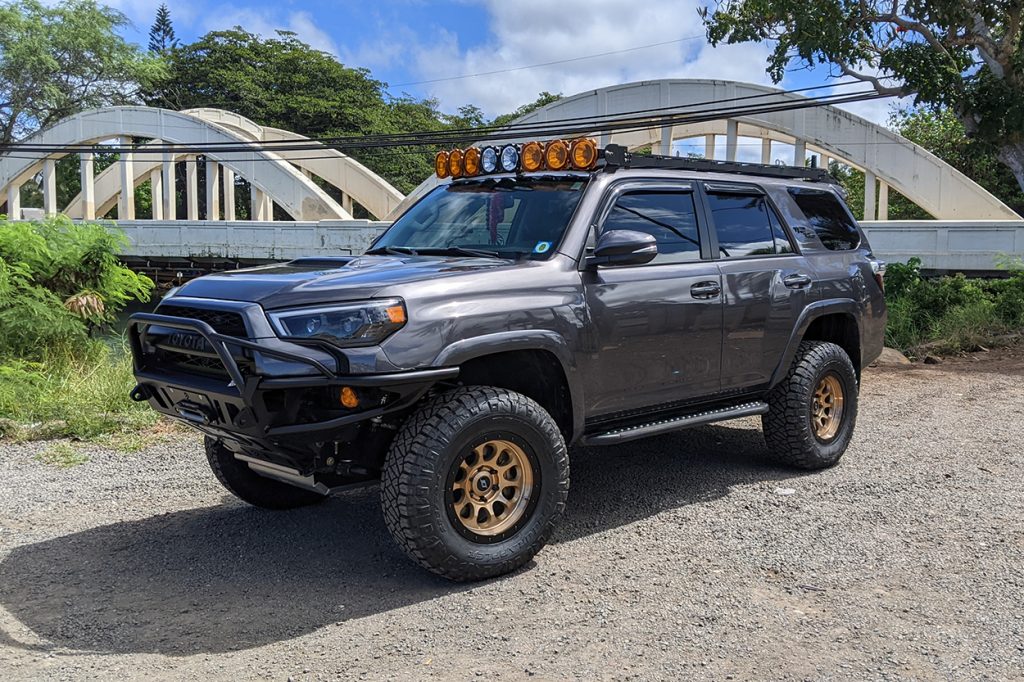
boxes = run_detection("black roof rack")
[600,143,837,184]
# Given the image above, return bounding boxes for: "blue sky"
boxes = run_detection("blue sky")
[109,0,907,160]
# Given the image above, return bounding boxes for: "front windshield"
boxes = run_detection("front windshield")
[369,176,587,259]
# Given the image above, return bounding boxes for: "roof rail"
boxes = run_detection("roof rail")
[601,143,837,184]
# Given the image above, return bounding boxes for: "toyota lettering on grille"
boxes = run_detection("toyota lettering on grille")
[167,331,211,353]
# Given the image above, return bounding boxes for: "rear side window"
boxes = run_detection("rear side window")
[789,189,860,250]
[601,190,701,264]
[706,192,791,258]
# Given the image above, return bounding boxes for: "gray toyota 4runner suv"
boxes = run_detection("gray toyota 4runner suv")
[129,140,886,581]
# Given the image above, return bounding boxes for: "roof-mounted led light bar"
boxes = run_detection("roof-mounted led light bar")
[435,137,599,179]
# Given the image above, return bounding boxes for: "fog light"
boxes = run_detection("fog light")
[340,386,359,408]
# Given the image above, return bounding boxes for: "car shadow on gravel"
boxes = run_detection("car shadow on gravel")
[0,422,802,656]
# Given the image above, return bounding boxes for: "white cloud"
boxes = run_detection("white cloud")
[378,0,778,116]
[201,9,339,55]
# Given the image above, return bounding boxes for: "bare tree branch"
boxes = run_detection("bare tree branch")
[836,60,908,96]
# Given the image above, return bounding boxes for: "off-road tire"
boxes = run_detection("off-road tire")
[205,437,327,510]
[762,341,858,470]
[381,386,570,582]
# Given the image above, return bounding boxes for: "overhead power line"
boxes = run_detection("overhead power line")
[0,83,887,158]
[1,79,871,153]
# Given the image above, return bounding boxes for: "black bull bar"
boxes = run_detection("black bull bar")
[127,312,458,441]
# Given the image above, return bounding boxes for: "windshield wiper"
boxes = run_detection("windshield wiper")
[365,245,419,256]
[422,246,503,258]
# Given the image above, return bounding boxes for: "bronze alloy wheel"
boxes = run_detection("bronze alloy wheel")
[811,373,845,441]
[451,439,535,537]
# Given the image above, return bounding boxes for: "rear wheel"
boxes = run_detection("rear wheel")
[762,341,858,469]
[381,387,569,581]
[205,437,327,510]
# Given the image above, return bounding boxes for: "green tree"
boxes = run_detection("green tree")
[147,29,389,136]
[701,1,1024,194]
[146,29,452,194]
[491,92,563,127]
[0,0,163,144]
[148,3,177,54]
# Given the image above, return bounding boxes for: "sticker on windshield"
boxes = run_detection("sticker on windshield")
[533,241,552,254]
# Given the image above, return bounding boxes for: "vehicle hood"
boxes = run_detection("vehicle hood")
[174,254,524,309]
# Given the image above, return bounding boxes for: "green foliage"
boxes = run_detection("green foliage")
[701,0,1024,193]
[883,257,1024,352]
[892,108,1024,215]
[0,215,153,360]
[0,341,158,440]
[491,92,563,128]
[36,442,89,468]
[0,0,164,144]
[148,3,177,54]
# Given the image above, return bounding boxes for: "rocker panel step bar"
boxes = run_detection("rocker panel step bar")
[582,401,769,446]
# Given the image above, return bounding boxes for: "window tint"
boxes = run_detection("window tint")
[601,190,701,264]
[706,192,779,258]
[789,189,860,250]
[767,205,795,254]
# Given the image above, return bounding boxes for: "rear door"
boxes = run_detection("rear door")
[580,180,723,416]
[700,183,815,391]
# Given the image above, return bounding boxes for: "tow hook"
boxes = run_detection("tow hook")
[129,384,152,402]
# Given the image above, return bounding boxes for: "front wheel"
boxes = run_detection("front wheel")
[381,387,570,581]
[762,341,858,470]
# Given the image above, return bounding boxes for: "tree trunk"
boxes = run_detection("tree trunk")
[997,141,1024,196]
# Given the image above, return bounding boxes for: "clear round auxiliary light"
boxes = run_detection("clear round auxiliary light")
[480,146,498,174]
[499,144,519,172]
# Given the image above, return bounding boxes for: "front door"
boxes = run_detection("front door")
[580,182,723,417]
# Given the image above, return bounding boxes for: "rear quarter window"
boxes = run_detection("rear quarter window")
[788,189,861,251]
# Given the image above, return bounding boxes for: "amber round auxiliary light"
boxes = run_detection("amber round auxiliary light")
[521,141,544,172]
[544,140,570,170]
[448,148,465,178]
[435,150,450,178]
[340,386,359,409]
[570,137,598,170]
[463,147,482,176]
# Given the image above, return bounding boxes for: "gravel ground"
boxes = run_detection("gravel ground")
[0,352,1022,681]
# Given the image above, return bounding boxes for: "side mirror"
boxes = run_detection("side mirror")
[586,229,658,268]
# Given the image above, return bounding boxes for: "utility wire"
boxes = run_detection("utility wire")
[0,80,872,152]
[0,87,888,157]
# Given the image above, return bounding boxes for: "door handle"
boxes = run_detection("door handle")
[690,281,721,299]
[783,273,813,289]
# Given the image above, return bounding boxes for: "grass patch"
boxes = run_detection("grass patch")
[35,442,89,468]
[885,258,1024,354]
[0,339,159,442]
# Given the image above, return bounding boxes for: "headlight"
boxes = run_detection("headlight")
[267,299,407,347]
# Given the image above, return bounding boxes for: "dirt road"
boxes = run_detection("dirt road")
[1,351,1022,680]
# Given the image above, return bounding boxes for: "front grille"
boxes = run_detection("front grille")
[165,351,254,379]
[158,305,248,337]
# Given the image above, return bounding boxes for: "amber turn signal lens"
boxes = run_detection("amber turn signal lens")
[435,150,450,178]
[384,304,406,324]
[570,138,598,169]
[448,148,464,178]
[544,140,570,171]
[521,141,544,172]
[464,147,481,176]
[340,386,359,408]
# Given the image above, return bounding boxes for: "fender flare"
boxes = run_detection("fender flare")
[769,299,861,388]
[433,330,586,439]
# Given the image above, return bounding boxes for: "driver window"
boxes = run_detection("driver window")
[600,190,702,264]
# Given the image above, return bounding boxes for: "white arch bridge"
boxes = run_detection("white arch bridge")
[0,106,404,222]
[1,81,1021,271]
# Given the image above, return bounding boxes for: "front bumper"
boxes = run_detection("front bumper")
[128,312,457,460]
